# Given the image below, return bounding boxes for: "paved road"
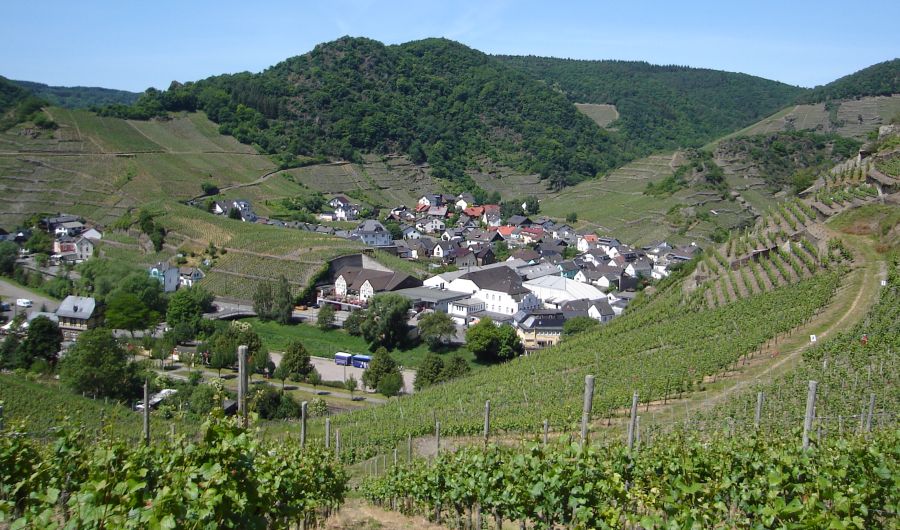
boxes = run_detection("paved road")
[269,352,416,395]
[0,278,60,319]
[207,299,348,325]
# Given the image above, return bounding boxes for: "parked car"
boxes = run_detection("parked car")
[0,302,10,311]
[16,298,33,308]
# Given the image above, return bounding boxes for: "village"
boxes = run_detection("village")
[199,191,702,350]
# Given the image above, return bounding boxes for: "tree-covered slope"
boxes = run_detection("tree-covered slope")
[495,56,807,153]
[0,75,51,130]
[797,58,900,104]
[0,76,30,114]
[100,37,631,190]
[12,79,141,108]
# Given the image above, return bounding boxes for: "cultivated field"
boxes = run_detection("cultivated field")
[539,153,760,245]
[715,95,900,143]
[574,102,619,127]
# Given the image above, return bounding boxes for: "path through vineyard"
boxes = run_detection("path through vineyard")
[644,228,887,427]
[326,498,446,530]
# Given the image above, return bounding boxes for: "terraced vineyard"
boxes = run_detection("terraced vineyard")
[316,263,842,453]
[722,95,900,141]
[200,252,326,299]
[701,251,899,434]
[0,109,273,227]
[686,192,872,310]
[541,153,759,245]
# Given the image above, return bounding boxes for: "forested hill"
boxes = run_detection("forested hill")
[0,76,49,130]
[495,56,807,153]
[99,37,631,190]
[796,58,900,104]
[0,76,30,114]
[12,79,141,108]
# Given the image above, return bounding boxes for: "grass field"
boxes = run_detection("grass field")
[574,103,619,127]
[711,95,900,146]
[539,153,758,245]
[244,317,479,370]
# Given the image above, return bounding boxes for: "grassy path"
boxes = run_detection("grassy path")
[635,227,886,429]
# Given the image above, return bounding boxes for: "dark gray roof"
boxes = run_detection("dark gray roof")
[507,215,531,226]
[56,296,96,320]
[356,220,387,234]
[460,266,529,295]
[562,298,614,317]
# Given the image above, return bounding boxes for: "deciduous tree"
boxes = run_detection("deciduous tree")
[417,311,456,351]
[59,328,140,399]
[361,294,411,351]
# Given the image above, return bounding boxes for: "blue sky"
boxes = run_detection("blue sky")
[3,0,898,92]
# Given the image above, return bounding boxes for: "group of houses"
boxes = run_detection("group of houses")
[148,261,206,293]
[40,214,102,265]
[198,192,701,350]
[309,190,701,350]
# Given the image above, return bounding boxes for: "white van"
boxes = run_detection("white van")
[16,298,33,308]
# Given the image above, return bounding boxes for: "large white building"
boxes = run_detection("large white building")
[446,267,540,324]
[523,275,606,308]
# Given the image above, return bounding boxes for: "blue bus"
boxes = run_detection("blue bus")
[334,352,352,366]
[351,354,372,369]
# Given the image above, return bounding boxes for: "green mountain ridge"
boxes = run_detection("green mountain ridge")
[94,37,819,191]
[494,56,807,152]
[12,79,141,108]
[99,37,630,190]
[797,58,900,104]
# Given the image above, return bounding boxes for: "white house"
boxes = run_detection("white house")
[354,220,392,247]
[446,267,540,317]
[417,218,446,234]
[576,234,598,253]
[179,267,205,288]
[73,237,94,262]
[574,267,620,291]
[561,298,616,323]
[82,228,103,240]
[402,225,421,239]
[625,258,653,279]
[334,204,359,221]
[433,241,457,260]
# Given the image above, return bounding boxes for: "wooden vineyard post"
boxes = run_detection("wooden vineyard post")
[335,429,341,458]
[635,416,641,450]
[483,400,490,446]
[143,378,150,445]
[0,404,4,431]
[626,391,639,453]
[300,401,308,448]
[865,394,875,433]
[543,419,549,446]
[238,345,248,428]
[393,448,398,466]
[580,375,595,447]
[408,433,413,461]
[802,380,817,451]
[325,418,331,449]
[435,420,441,456]
[755,392,764,429]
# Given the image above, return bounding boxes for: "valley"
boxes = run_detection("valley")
[0,34,898,529]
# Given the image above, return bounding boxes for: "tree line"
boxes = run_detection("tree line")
[96,37,632,191]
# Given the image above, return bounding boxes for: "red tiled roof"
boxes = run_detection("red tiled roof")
[464,206,485,217]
